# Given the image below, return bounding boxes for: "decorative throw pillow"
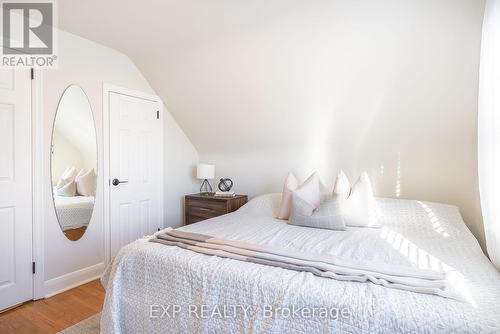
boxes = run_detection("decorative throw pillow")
[54,180,77,197]
[76,168,97,196]
[289,195,346,230]
[54,178,64,190]
[54,166,78,192]
[55,167,70,189]
[340,172,381,227]
[61,166,77,183]
[75,168,87,179]
[278,172,299,219]
[333,170,351,198]
[278,172,321,219]
[293,172,321,210]
[55,166,77,188]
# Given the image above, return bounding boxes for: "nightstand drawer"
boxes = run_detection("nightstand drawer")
[185,214,208,225]
[186,198,227,213]
[188,206,224,219]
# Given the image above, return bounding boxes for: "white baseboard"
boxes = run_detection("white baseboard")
[43,262,105,298]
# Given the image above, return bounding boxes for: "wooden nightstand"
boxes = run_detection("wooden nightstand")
[184,194,248,225]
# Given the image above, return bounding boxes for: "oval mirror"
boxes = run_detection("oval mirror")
[51,85,97,241]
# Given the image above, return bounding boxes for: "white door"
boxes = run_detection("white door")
[109,91,163,258]
[0,68,33,310]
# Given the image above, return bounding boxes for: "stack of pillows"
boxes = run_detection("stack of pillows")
[278,171,381,230]
[53,166,97,197]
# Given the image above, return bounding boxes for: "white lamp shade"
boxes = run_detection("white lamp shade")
[196,164,215,180]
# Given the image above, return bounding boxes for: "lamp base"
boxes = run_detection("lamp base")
[199,179,213,195]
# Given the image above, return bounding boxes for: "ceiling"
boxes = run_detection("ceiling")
[59,0,292,150]
[59,0,381,154]
[58,0,483,156]
[55,85,96,158]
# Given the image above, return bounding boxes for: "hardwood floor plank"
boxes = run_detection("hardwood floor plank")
[0,280,105,334]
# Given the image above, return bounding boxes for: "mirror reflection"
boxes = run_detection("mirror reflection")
[51,85,97,241]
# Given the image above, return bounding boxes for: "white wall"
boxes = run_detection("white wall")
[51,129,85,183]
[40,30,198,296]
[163,110,199,227]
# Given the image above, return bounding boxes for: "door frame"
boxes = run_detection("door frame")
[102,83,164,264]
[32,68,44,300]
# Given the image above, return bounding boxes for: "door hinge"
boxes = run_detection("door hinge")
[30,68,34,80]
[32,262,36,274]
[156,110,159,119]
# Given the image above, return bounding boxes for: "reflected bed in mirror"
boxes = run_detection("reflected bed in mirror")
[51,85,97,241]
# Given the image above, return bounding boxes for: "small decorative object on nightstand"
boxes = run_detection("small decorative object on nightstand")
[184,193,248,225]
[215,178,235,197]
[196,163,215,195]
[218,178,233,192]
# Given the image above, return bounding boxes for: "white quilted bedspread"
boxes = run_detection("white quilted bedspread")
[101,194,500,333]
[54,195,94,230]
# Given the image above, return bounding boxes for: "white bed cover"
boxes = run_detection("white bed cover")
[54,195,94,230]
[101,195,500,333]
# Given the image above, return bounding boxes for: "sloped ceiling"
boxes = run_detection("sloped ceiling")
[59,0,484,155]
[63,0,455,154]
[55,85,96,158]
[60,0,311,153]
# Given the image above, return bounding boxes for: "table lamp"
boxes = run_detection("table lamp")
[196,163,215,195]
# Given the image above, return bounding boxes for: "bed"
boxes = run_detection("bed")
[54,195,94,231]
[101,194,500,333]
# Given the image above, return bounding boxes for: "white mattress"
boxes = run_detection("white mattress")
[101,194,500,333]
[54,195,94,230]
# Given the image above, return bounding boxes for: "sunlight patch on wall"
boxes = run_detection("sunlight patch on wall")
[395,152,401,198]
[379,164,385,176]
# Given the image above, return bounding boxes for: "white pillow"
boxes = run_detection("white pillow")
[289,196,346,231]
[238,193,282,217]
[293,172,321,211]
[75,168,87,179]
[54,180,76,197]
[278,172,299,219]
[340,172,381,227]
[333,170,351,198]
[76,168,96,196]
[61,166,77,183]
[278,172,321,220]
[54,166,78,191]
[55,167,70,188]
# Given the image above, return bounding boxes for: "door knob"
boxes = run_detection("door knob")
[112,178,128,186]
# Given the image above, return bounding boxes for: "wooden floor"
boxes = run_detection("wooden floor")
[0,280,104,334]
[63,227,87,241]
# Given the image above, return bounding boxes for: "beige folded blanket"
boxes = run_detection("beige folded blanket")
[150,228,459,299]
